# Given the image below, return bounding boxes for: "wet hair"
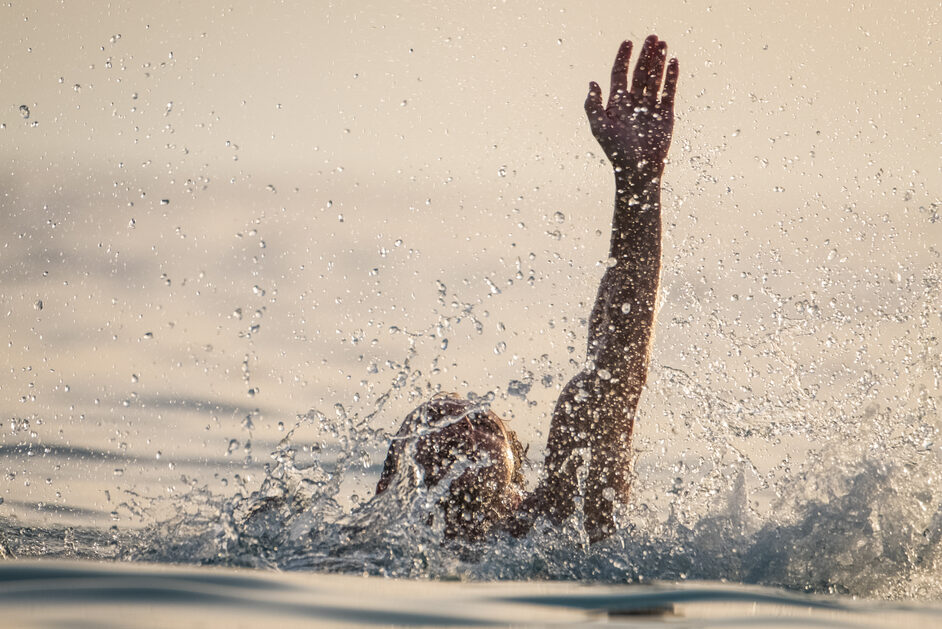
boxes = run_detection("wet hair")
[375,393,526,539]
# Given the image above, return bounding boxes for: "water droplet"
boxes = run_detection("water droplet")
[34,300,43,311]
[553,211,566,223]
[18,105,29,119]
[598,368,612,380]
[497,166,507,177]
[620,302,631,314]
[507,380,531,398]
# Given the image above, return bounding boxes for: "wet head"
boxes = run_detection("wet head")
[376,394,525,541]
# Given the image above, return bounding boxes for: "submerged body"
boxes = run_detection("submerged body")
[376,35,679,544]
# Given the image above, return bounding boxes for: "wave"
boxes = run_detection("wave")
[4,428,938,600]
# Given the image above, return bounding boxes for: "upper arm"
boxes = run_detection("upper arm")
[587,262,659,389]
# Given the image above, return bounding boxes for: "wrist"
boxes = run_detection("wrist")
[614,167,662,202]
[613,159,665,186]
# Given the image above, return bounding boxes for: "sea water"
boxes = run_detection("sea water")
[3,303,940,601]
[2,2,941,624]
[2,560,941,628]
[1,197,940,612]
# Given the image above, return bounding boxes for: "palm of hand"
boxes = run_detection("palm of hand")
[585,36,678,177]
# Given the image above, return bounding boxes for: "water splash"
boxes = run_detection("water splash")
[1,261,938,601]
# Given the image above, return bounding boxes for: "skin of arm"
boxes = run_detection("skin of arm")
[518,35,678,543]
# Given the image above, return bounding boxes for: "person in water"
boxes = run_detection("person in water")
[376,35,678,544]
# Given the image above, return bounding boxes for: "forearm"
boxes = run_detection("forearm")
[588,170,662,364]
[611,170,662,263]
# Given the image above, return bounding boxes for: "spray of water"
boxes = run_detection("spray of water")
[1,248,938,603]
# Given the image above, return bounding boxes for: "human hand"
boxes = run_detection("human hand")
[585,35,678,179]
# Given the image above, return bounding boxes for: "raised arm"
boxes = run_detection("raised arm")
[525,36,678,542]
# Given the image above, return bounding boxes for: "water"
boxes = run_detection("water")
[2,1,941,624]
[7,262,935,598]
[2,561,938,629]
[2,341,940,599]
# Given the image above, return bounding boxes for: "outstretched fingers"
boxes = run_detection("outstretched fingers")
[660,57,679,112]
[606,40,632,109]
[644,41,668,106]
[630,35,658,101]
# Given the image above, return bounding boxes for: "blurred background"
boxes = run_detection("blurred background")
[1,1,939,532]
